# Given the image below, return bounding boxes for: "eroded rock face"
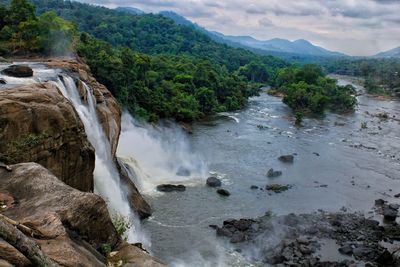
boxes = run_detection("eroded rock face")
[0,83,95,192]
[47,59,121,157]
[0,163,164,267]
[0,163,119,267]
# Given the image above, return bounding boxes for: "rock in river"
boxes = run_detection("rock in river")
[157,184,186,192]
[267,168,282,178]
[206,177,222,187]
[266,184,291,193]
[1,65,33,77]
[278,155,294,163]
[217,189,231,197]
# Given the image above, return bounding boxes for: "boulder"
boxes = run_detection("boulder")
[1,65,33,78]
[156,184,186,192]
[383,208,398,221]
[250,185,259,190]
[108,242,167,267]
[217,189,231,197]
[266,184,291,193]
[206,177,222,187]
[375,199,385,206]
[0,163,119,266]
[0,83,95,192]
[0,79,6,84]
[267,168,282,178]
[278,155,294,163]
[230,232,245,243]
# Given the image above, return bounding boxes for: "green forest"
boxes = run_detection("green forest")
[271,64,357,115]
[324,58,400,97]
[0,0,361,122]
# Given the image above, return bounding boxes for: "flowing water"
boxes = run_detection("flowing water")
[0,62,147,244]
[121,77,400,266]
[2,63,400,266]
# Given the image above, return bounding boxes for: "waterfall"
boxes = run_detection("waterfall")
[117,113,208,195]
[53,75,147,244]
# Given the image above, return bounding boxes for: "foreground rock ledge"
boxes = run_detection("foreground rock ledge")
[0,163,165,267]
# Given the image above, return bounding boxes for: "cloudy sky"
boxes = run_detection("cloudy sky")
[78,0,400,56]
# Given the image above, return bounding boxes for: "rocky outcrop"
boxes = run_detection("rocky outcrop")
[0,163,164,267]
[47,59,121,157]
[1,65,33,78]
[0,82,95,192]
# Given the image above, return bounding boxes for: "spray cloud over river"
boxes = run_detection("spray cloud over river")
[117,113,208,195]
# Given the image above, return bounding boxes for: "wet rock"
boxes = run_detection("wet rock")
[0,78,6,84]
[375,199,385,206]
[376,249,395,266]
[156,184,186,192]
[209,225,218,229]
[267,168,282,178]
[278,155,294,163]
[217,189,231,197]
[266,184,291,193]
[394,193,400,198]
[230,232,246,243]
[176,167,191,176]
[1,65,33,77]
[224,219,253,231]
[389,204,400,210]
[206,177,222,187]
[383,207,398,221]
[250,185,259,190]
[313,152,320,156]
[216,227,233,238]
[338,245,353,255]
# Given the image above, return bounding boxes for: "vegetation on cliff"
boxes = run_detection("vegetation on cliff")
[0,0,74,55]
[271,64,357,114]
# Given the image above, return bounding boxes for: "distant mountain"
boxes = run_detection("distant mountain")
[115,7,144,15]
[213,33,347,57]
[158,11,346,58]
[374,47,400,58]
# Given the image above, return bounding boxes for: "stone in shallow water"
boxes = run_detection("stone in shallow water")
[156,184,186,192]
[278,155,294,163]
[217,189,230,197]
[266,184,291,193]
[267,168,282,178]
[206,177,221,187]
[1,65,33,78]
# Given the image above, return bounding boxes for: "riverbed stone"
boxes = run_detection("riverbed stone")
[1,65,33,77]
[383,207,398,221]
[206,177,222,187]
[217,189,231,197]
[278,155,294,163]
[267,168,282,178]
[156,184,186,192]
[266,184,291,193]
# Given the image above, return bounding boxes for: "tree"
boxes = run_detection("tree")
[7,0,36,28]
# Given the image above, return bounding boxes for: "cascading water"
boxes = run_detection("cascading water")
[53,75,147,244]
[117,112,208,195]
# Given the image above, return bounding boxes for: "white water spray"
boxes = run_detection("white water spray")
[53,75,147,244]
[117,113,208,195]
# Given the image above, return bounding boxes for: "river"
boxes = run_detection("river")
[137,76,400,266]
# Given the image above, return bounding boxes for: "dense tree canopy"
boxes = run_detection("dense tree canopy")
[324,58,400,97]
[0,0,74,55]
[271,64,357,114]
